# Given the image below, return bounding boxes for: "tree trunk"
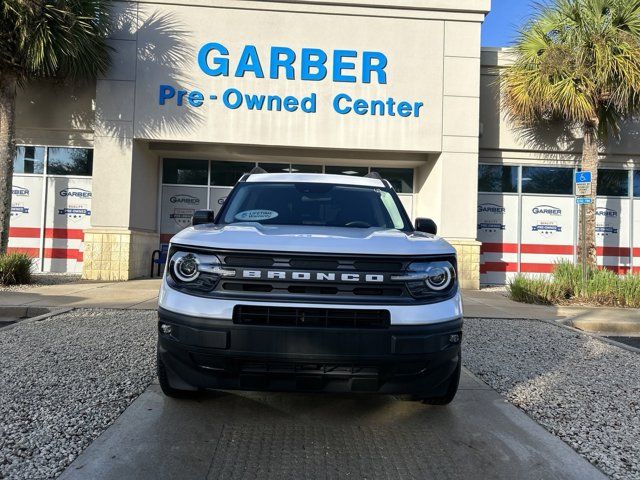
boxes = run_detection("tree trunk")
[0,74,17,256]
[578,121,599,271]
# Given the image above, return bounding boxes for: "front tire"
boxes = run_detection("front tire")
[420,353,461,406]
[157,352,197,399]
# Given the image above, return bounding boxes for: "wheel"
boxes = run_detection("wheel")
[420,354,461,406]
[156,352,197,399]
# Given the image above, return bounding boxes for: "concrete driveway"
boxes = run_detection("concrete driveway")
[59,370,605,480]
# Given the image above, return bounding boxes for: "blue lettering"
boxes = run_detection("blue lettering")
[353,99,368,115]
[333,50,357,83]
[158,85,175,105]
[223,88,243,109]
[370,100,385,116]
[235,45,264,78]
[188,91,204,107]
[333,93,352,114]
[270,47,296,80]
[301,48,327,81]
[362,52,388,84]
[414,102,424,117]
[283,96,299,112]
[301,93,317,113]
[245,94,266,110]
[267,96,282,111]
[397,101,412,117]
[198,42,229,76]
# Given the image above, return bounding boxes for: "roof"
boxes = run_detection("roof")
[245,172,386,188]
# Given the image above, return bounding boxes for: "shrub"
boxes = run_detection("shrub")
[507,261,640,308]
[0,252,33,286]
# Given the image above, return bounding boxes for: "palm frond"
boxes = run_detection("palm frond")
[501,0,640,139]
[0,0,113,82]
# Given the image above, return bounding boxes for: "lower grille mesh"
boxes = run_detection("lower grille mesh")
[233,306,390,329]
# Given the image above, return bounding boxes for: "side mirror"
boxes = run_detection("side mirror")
[192,210,215,226]
[415,218,437,235]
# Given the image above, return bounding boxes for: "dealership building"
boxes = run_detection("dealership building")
[8,0,640,289]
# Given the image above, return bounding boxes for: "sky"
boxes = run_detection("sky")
[481,0,537,47]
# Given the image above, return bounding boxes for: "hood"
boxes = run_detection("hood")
[170,223,456,256]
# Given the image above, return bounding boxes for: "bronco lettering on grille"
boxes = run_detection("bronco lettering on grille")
[242,270,384,283]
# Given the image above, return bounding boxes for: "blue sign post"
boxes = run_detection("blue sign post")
[575,171,593,280]
[575,171,592,184]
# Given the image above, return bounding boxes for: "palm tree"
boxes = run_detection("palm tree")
[501,0,640,269]
[0,0,112,254]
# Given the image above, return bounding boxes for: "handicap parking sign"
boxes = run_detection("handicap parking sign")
[575,171,591,183]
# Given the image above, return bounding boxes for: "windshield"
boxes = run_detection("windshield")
[218,182,411,230]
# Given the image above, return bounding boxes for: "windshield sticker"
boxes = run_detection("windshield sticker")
[235,210,279,221]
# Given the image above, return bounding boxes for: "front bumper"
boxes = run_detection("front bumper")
[157,307,462,395]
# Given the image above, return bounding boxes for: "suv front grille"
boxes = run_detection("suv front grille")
[168,246,458,305]
[233,305,390,329]
[216,252,412,301]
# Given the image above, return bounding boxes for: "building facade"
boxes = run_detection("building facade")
[8,0,639,288]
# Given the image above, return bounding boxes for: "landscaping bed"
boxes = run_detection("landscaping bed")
[0,309,156,479]
[508,262,640,308]
[464,317,640,480]
[0,273,82,292]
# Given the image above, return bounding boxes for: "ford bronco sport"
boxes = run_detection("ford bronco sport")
[157,171,463,404]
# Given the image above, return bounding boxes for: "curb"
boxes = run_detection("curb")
[465,316,640,355]
[0,307,74,332]
[561,319,640,335]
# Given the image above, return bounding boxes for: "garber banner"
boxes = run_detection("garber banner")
[133,4,444,151]
[158,44,425,119]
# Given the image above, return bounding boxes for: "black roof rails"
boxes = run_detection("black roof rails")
[365,171,393,189]
[238,166,268,182]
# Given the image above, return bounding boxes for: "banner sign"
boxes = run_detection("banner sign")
[44,177,92,273]
[520,196,575,275]
[134,5,444,151]
[477,194,519,284]
[596,198,631,270]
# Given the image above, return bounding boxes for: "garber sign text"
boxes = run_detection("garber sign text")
[158,43,425,118]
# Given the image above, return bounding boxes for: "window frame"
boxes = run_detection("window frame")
[596,168,630,198]
[520,165,575,196]
[477,163,519,194]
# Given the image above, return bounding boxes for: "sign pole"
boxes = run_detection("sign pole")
[581,203,587,280]
[575,171,592,281]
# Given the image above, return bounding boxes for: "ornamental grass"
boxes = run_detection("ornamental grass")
[507,261,640,308]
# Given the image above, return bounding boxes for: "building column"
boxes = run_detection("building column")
[417,20,482,289]
[82,2,160,281]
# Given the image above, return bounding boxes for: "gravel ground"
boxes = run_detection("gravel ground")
[479,285,509,296]
[0,273,82,292]
[464,318,640,480]
[0,309,156,479]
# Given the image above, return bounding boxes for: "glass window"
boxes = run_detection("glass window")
[634,171,640,198]
[324,165,369,176]
[47,147,93,176]
[597,169,628,197]
[258,162,291,173]
[478,164,518,193]
[371,167,414,193]
[219,182,410,230]
[210,161,254,186]
[14,146,45,174]
[521,166,573,195]
[291,164,322,173]
[163,158,208,185]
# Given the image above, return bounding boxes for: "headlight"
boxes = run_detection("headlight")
[172,252,200,282]
[391,260,457,298]
[167,249,235,291]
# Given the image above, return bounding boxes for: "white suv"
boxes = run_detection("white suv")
[157,171,463,404]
